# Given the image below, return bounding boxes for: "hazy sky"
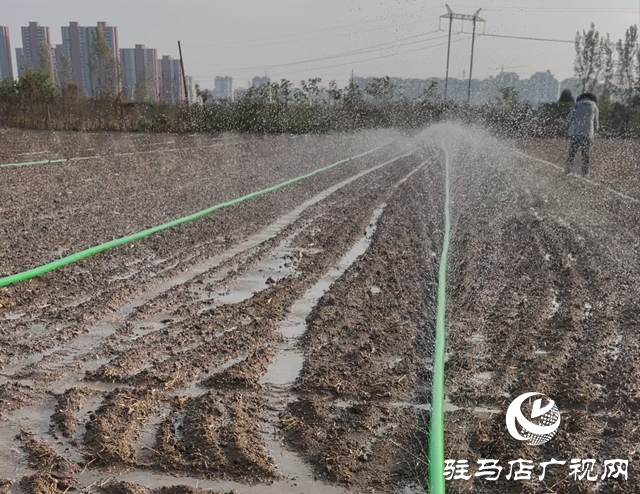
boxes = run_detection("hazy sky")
[4,0,639,89]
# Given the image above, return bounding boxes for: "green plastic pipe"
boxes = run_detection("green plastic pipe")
[429,142,451,494]
[0,158,67,168]
[0,143,227,168]
[0,143,389,289]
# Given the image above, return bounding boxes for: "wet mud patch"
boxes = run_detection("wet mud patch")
[0,382,42,418]
[284,161,443,491]
[152,391,281,484]
[83,388,160,466]
[201,346,277,389]
[51,386,97,438]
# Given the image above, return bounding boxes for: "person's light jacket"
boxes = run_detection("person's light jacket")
[567,99,599,139]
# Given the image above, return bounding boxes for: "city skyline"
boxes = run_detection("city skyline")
[0,18,586,108]
[2,0,637,89]
[1,20,185,103]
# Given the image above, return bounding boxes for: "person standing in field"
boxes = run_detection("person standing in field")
[565,92,599,177]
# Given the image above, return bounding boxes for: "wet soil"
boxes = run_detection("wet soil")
[0,130,432,493]
[442,128,640,493]
[1,128,639,493]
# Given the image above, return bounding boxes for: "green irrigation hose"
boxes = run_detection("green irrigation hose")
[0,143,227,168]
[0,143,389,289]
[429,142,451,494]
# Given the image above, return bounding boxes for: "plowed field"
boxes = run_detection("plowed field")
[0,127,638,494]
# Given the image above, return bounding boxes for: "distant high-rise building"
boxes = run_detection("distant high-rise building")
[214,76,233,102]
[252,76,270,88]
[234,87,249,101]
[559,78,582,101]
[184,75,195,104]
[120,45,160,101]
[0,26,13,80]
[60,22,119,96]
[61,22,87,93]
[159,55,183,104]
[20,22,53,74]
[120,48,136,100]
[524,70,559,105]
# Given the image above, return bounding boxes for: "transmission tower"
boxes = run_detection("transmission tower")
[440,5,485,103]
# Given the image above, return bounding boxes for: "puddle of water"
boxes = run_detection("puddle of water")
[194,236,298,311]
[0,396,64,477]
[262,205,385,386]
[390,400,501,415]
[4,313,25,321]
[79,468,345,494]
[472,371,493,383]
[260,351,304,386]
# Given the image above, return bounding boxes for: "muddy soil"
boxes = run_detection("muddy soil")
[0,130,434,493]
[1,127,639,493]
[441,127,640,493]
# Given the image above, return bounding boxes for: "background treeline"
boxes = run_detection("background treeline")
[0,22,638,137]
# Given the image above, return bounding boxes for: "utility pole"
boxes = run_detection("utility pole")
[467,9,483,104]
[442,5,453,101]
[440,5,485,103]
[177,40,189,107]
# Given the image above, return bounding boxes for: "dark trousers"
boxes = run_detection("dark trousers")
[565,136,592,176]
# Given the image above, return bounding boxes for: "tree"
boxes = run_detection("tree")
[343,81,361,106]
[558,88,575,103]
[134,62,157,102]
[89,24,118,99]
[497,86,520,109]
[56,53,73,85]
[574,23,602,92]
[38,42,53,76]
[299,77,322,104]
[279,79,292,105]
[365,76,394,104]
[422,81,439,101]
[327,80,342,106]
[616,24,638,103]
[600,33,615,101]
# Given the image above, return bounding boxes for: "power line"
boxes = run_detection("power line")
[187,5,446,50]
[266,36,470,78]
[191,34,469,80]
[476,32,574,44]
[459,5,638,13]
[208,30,446,74]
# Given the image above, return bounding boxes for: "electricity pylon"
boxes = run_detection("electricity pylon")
[440,5,485,103]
